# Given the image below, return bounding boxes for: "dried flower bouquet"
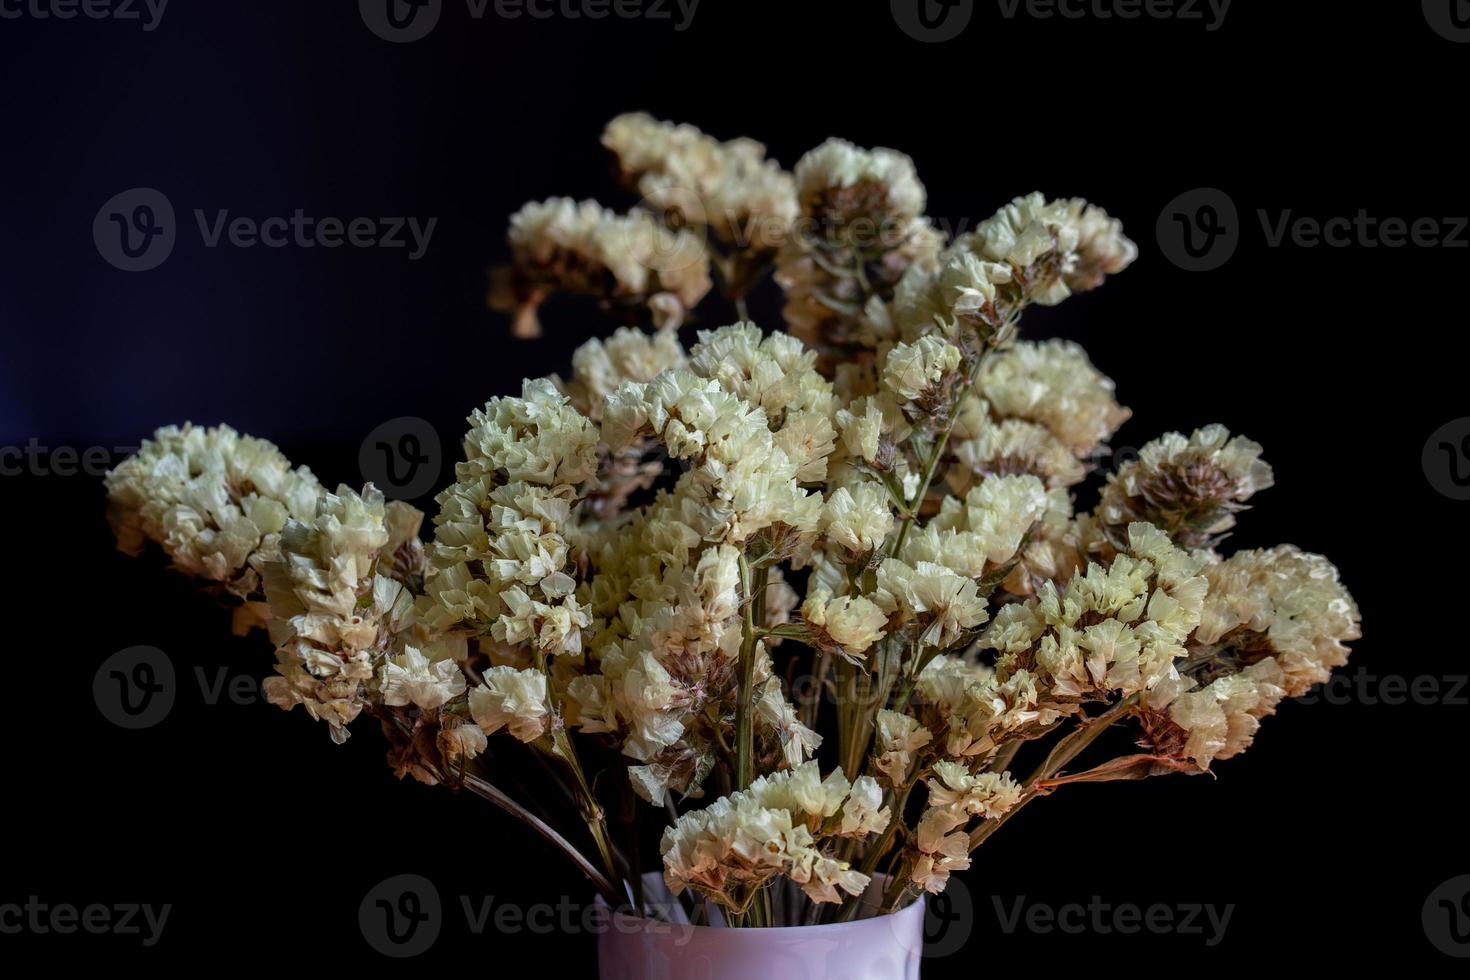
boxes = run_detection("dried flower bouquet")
[105,114,1361,928]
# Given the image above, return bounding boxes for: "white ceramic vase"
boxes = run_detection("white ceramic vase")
[597,874,926,980]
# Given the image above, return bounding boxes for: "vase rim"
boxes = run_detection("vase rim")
[597,890,924,934]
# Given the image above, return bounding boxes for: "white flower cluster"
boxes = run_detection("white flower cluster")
[109,115,1360,927]
[911,761,1022,894]
[1154,546,1361,766]
[496,197,713,335]
[661,761,889,908]
[261,485,453,743]
[983,523,1208,705]
[104,424,322,629]
[777,139,944,358]
[890,193,1136,345]
[602,112,799,250]
[1095,424,1273,550]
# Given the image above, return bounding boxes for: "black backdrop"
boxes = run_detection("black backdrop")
[3,1,1468,971]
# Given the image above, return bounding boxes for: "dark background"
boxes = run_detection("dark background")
[3,0,1467,971]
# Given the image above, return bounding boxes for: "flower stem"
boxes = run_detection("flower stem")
[734,556,765,790]
[967,695,1138,853]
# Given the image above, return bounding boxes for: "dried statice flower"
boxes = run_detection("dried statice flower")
[872,709,933,787]
[1141,547,1361,768]
[110,116,1359,929]
[800,589,889,660]
[915,656,1051,762]
[660,761,887,912]
[104,423,323,630]
[260,485,418,742]
[492,197,713,337]
[776,139,944,364]
[602,112,799,266]
[983,523,1207,707]
[1190,546,1360,697]
[418,379,599,645]
[975,340,1131,458]
[562,326,688,519]
[910,762,1022,894]
[899,474,1049,579]
[1095,424,1274,550]
[470,665,550,743]
[890,194,1136,352]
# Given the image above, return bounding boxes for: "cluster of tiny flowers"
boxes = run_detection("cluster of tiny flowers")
[493,197,713,337]
[602,112,799,253]
[1149,545,1361,766]
[661,761,889,910]
[983,523,1208,709]
[104,424,324,632]
[261,485,418,742]
[1094,424,1274,551]
[776,138,944,362]
[106,114,1360,927]
[888,192,1137,352]
[911,762,1022,893]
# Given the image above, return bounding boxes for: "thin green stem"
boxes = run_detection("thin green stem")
[734,556,766,790]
